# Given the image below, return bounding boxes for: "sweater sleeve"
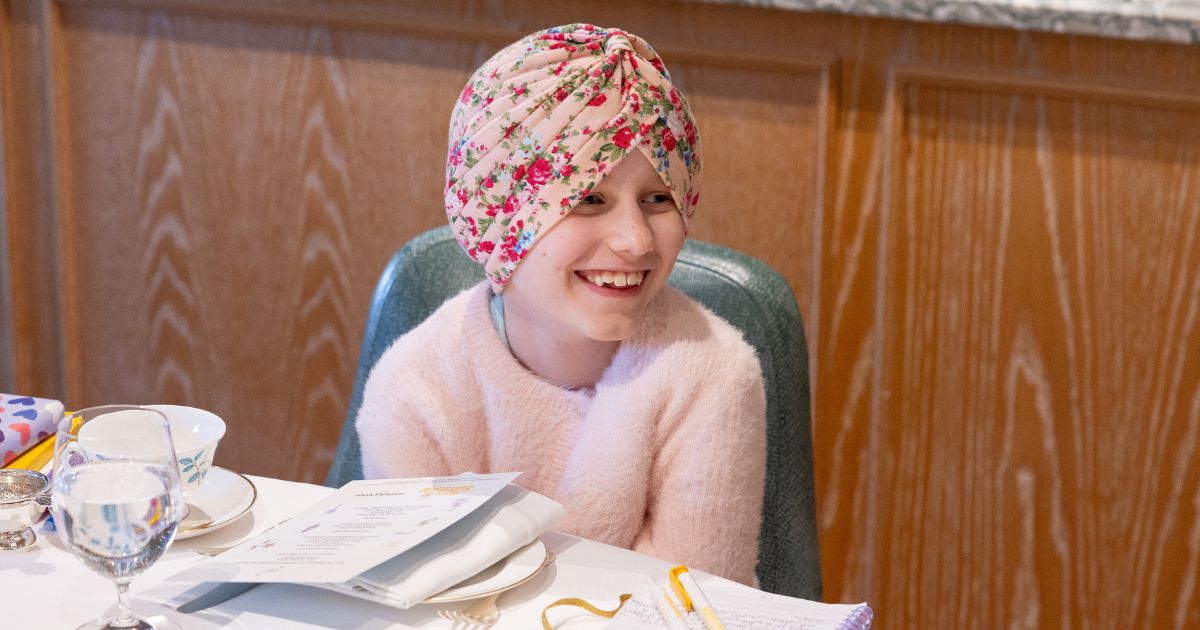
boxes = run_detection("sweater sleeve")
[632,337,767,586]
[355,341,453,480]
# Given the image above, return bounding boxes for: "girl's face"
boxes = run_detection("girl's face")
[502,150,686,343]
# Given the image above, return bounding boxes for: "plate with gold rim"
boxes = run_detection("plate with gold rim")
[175,466,257,540]
[423,538,555,604]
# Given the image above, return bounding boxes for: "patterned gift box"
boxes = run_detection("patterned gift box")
[1,394,64,467]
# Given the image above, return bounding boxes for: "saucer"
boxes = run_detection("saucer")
[176,466,256,540]
[423,538,553,603]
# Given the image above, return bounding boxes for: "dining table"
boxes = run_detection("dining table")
[1,473,742,629]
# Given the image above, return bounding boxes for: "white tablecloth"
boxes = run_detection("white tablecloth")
[1,475,735,629]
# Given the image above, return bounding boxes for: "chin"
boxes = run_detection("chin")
[583,316,640,342]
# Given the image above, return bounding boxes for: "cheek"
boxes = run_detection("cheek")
[651,215,687,261]
[525,243,578,291]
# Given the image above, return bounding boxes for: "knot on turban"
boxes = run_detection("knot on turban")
[444,23,702,291]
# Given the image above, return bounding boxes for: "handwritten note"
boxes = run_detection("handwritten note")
[606,580,872,630]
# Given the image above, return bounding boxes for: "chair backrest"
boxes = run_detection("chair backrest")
[326,225,822,599]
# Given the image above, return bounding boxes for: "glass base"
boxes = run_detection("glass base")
[76,614,181,630]
[0,526,37,551]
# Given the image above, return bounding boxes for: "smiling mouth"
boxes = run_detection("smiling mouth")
[577,270,647,289]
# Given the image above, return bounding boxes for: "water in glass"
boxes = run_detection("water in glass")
[51,405,184,630]
[57,461,181,580]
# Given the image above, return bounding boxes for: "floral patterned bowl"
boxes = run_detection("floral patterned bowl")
[145,405,226,502]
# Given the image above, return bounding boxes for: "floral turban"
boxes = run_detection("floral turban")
[445,23,702,291]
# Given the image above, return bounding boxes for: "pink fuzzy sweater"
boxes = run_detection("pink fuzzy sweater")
[356,282,766,584]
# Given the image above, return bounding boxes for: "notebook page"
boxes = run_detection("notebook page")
[605,580,872,630]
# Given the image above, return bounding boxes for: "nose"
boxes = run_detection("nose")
[604,199,654,256]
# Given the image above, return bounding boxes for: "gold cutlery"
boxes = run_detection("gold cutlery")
[438,592,501,628]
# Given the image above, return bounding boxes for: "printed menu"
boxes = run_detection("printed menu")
[192,472,519,583]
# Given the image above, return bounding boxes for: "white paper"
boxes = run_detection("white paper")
[605,580,872,630]
[348,484,564,605]
[186,472,520,583]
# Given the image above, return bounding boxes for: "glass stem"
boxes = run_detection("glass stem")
[113,581,137,627]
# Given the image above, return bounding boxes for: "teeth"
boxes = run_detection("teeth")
[581,270,645,287]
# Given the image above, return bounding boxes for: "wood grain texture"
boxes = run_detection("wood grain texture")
[675,59,831,339]
[282,25,356,478]
[134,13,197,404]
[0,0,14,388]
[57,5,470,480]
[0,0,71,396]
[4,0,1200,627]
[809,23,1200,629]
[878,75,1200,628]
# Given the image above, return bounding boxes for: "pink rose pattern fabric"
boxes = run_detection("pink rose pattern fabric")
[445,23,702,291]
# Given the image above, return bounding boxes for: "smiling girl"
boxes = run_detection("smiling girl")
[356,24,766,585]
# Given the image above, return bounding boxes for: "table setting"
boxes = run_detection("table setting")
[1,396,871,629]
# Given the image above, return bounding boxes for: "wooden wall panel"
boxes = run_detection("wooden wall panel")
[877,75,1200,627]
[0,0,69,396]
[59,5,476,480]
[809,26,1200,628]
[676,59,832,331]
[0,0,14,388]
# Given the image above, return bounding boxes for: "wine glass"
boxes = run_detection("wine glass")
[51,405,185,630]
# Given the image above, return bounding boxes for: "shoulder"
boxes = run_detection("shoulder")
[613,288,766,451]
[642,287,761,371]
[607,287,763,396]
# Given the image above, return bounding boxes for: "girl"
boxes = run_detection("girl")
[357,23,766,585]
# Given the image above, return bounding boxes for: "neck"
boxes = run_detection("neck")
[502,300,618,390]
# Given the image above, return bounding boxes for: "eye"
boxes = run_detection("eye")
[642,192,676,212]
[571,193,606,215]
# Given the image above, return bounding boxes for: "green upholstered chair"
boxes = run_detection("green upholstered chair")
[325,225,822,600]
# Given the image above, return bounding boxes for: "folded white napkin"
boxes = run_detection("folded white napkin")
[329,484,564,608]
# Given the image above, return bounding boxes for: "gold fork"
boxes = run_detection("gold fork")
[437,593,500,628]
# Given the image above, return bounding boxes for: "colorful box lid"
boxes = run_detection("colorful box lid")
[1,394,64,467]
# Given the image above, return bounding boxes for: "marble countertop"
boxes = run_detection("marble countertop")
[695,0,1200,43]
